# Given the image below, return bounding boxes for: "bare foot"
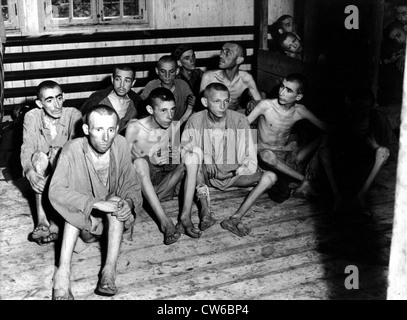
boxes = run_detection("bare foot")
[52,267,73,300]
[41,221,59,244]
[176,219,202,239]
[160,219,181,245]
[31,223,50,240]
[95,268,117,296]
[199,213,216,231]
[220,218,251,237]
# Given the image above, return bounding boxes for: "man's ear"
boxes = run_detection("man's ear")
[155,68,159,76]
[131,79,137,88]
[295,93,304,101]
[236,56,244,65]
[201,97,208,108]
[111,75,115,84]
[278,28,284,34]
[82,123,89,135]
[175,67,180,75]
[177,60,182,67]
[146,105,154,115]
[35,99,43,109]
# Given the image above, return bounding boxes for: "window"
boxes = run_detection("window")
[45,0,147,29]
[2,0,19,30]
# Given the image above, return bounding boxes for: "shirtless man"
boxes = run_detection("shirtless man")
[247,73,331,202]
[199,42,262,115]
[21,80,82,245]
[80,64,143,135]
[126,87,202,243]
[181,83,277,237]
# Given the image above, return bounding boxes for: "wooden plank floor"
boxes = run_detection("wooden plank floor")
[0,155,396,300]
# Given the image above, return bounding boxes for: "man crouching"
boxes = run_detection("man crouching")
[49,104,142,299]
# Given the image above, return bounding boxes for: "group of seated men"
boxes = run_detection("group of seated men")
[20,38,394,299]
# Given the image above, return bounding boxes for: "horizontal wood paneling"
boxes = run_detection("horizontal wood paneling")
[3,27,254,114]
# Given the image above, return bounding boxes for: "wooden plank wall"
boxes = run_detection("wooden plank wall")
[2,0,294,116]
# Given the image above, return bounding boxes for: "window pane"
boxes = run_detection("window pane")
[52,0,70,19]
[73,0,91,18]
[2,0,9,21]
[103,0,120,18]
[124,0,138,16]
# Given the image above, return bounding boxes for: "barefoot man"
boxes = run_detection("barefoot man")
[21,80,82,245]
[126,87,201,243]
[247,73,336,204]
[49,104,142,299]
[181,83,277,237]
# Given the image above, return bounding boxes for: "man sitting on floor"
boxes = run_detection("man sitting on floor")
[181,83,277,237]
[126,87,202,243]
[49,104,142,299]
[80,64,143,135]
[199,42,263,115]
[21,80,82,246]
[247,74,336,207]
[141,55,196,126]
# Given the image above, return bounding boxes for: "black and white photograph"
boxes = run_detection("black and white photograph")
[0,0,406,304]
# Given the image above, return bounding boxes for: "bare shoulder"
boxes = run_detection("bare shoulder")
[239,70,255,83]
[127,118,140,129]
[257,99,274,111]
[295,104,309,114]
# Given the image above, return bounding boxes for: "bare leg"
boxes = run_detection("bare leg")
[31,151,51,240]
[221,171,277,237]
[156,166,185,201]
[259,149,304,181]
[177,151,202,237]
[96,214,123,296]
[133,158,181,245]
[318,146,343,215]
[52,222,80,300]
[296,136,324,164]
[354,146,390,212]
[191,162,218,232]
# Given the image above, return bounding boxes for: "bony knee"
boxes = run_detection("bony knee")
[376,146,390,160]
[261,151,278,166]
[262,171,278,186]
[133,158,148,174]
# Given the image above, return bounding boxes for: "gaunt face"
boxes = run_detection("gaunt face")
[282,35,302,53]
[219,43,241,69]
[204,89,230,119]
[84,112,118,155]
[278,80,302,106]
[112,68,135,97]
[179,50,197,71]
[280,16,297,34]
[151,100,176,129]
[156,61,178,87]
[389,27,406,44]
[396,6,407,25]
[37,86,64,119]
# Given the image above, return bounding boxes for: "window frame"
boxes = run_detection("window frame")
[42,0,149,32]
[2,0,20,31]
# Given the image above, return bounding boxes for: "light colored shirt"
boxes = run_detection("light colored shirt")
[181,110,257,189]
[20,107,82,175]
